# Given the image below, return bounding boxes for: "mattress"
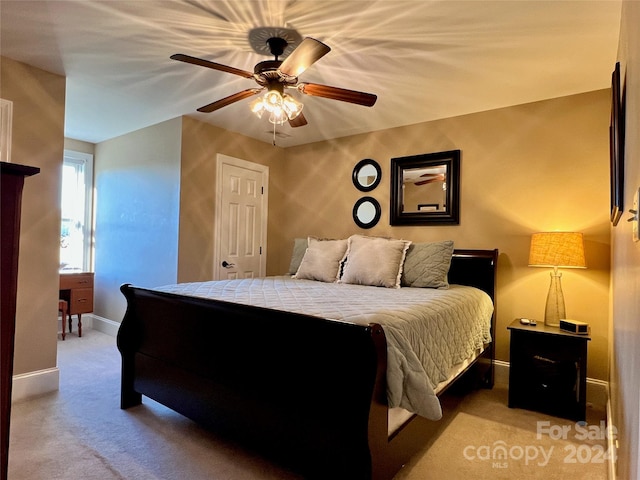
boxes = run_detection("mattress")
[155,276,494,421]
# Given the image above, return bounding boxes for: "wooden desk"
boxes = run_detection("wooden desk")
[59,272,94,338]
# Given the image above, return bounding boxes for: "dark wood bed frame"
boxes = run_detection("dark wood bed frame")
[117,249,498,480]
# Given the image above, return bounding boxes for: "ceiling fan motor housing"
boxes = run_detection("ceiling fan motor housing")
[254,60,282,74]
[266,37,288,59]
[254,58,299,90]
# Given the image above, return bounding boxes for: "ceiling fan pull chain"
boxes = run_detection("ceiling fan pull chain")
[273,122,276,146]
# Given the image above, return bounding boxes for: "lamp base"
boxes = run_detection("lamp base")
[544,269,566,327]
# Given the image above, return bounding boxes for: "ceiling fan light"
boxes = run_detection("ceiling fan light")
[268,110,287,125]
[249,97,266,119]
[263,89,283,112]
[282,94,303,120]
[247,83,305,125]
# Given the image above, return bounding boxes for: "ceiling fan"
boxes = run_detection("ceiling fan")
[415,174,445,186]
[170,36,377,128]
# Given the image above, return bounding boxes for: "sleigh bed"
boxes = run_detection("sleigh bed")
[117,245,498,480]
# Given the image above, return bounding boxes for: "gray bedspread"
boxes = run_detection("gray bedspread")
[155,276,493,420]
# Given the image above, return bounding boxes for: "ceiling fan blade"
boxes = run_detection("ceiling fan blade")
[288,112,308,128]
[197,89,262,113]
[415,176,444,186]
[171,53,254,79]
[278,37,331,78]
[298,83,377,107]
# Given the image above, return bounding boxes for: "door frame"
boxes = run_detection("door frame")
[213,154,269,280]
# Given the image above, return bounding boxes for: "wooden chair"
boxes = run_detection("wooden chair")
[58,299,68,340]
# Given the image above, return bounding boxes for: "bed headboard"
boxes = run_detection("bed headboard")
[448,249,498,302]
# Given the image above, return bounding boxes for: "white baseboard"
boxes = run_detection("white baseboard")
[16,314,119,404]
[586,378,609,411]
[11,367,59,403]
[89,314,120,337]
[606,395,617,480]
[57,312,93,337]
[58,313,119,338]
[493,360,608,410]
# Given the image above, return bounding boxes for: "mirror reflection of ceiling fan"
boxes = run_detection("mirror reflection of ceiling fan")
[171,34,378,128]
[403,165,447,185]
[414,173,445,186]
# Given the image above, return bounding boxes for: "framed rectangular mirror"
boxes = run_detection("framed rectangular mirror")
[390,150,460,225]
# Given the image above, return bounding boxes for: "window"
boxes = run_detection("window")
[60,150,93,272]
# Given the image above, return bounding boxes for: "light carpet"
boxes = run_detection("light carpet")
[9,329,607,479]
[396,411,608,480]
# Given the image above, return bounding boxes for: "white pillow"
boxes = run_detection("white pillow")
[293,237,348,283]
[340,235,411,288]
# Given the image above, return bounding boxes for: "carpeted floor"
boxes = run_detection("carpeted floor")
[396,404,608,480]
[8,329,608,479]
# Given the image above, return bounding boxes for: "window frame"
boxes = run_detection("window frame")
[61,149,94,272]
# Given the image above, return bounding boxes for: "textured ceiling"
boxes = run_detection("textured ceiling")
[0,0,622,147]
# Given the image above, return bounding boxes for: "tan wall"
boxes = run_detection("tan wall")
[177,117,286,282]
[611,2,640,478]
[278,91,611,381]
[1,57,65,375]
[64,138,95,155]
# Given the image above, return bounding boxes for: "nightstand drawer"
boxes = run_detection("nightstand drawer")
[70,288,93,314]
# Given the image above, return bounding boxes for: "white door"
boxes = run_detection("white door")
[214,154,268,280]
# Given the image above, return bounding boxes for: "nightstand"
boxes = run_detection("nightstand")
[507,319,590,421]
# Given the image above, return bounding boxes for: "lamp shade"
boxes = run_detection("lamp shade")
[528,232,586,268]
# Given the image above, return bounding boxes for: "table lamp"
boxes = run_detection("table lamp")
[528,232,586,327]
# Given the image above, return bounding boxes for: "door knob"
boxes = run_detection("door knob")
[221,261,235,268]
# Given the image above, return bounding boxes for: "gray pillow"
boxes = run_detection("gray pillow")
[288,238,308,275]
[340,235,411,288]
[293,237,348,283]
[401,240,454,288]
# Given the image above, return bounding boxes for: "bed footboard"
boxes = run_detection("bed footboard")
[117,284,385,479]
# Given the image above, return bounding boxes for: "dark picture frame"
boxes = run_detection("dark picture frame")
[390,150,460,226]
[352,196,381,229]
[352,158,382,192]
[610,62,625,226]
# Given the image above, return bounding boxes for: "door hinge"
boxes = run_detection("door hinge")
[261,186,264,195]
[259,246,262,255]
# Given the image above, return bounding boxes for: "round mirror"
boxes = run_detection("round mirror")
[353,197,381,229]
[352,159,382,192]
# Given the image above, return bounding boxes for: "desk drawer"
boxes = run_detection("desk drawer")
[60,273,93,290]
[70,288,93,314]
